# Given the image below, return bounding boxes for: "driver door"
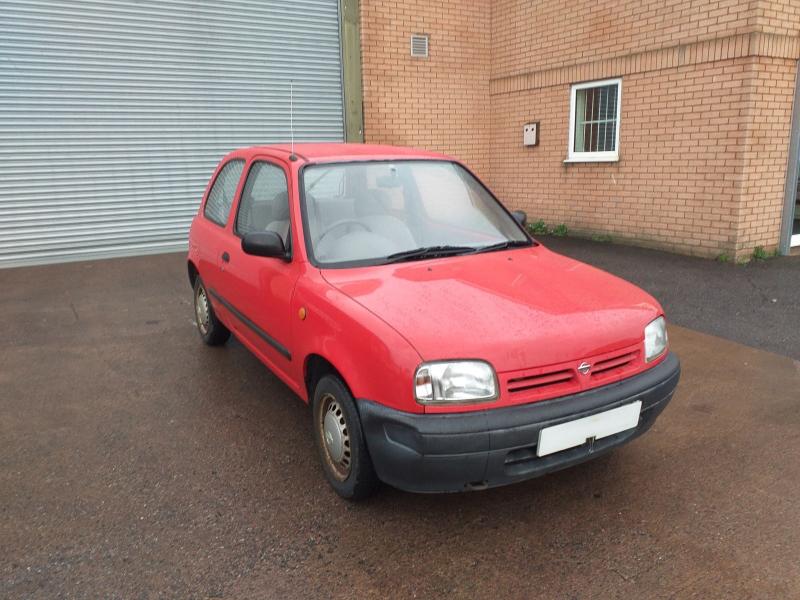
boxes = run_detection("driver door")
[217,158,300,382]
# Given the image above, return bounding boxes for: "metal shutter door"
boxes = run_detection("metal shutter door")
[0,0,344,268]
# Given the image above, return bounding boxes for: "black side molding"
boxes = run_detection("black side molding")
[208,288,291,361]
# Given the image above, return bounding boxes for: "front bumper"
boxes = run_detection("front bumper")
[357,352,680,493]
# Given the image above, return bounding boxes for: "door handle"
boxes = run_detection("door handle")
[221,251,230,263]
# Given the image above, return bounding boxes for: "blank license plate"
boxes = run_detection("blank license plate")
[536,401,642,457]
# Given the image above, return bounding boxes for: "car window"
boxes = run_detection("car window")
[236,161,291,246]
[204,159,245,226]
[414,163,510,235]
[302,160,529,267]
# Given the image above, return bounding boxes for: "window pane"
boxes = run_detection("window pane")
[594,123,600,153]
[573,82,618,154]
[574,89,586,152]
[605,121,615,151]
[236,162,290,245]
[204,160,244,226]
[302,161,528,266]
[600,123,607,152]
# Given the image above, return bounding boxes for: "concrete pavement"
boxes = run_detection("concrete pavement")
[1,252,799,599]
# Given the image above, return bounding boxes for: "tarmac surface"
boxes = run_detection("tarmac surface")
[1,250,799,599]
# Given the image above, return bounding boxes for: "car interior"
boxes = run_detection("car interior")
[236,162,292,249]
[302,161,523,264]
[307,188,418,262]
[234,160,526,265]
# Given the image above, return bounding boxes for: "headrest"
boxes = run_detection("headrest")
[271,191,290,220]
[355,189,389,217]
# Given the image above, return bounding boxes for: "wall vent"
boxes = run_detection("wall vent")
[410,34,429,58]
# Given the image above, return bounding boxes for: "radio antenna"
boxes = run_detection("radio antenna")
[289,80,297,161]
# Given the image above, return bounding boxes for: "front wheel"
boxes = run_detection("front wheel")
[193,276,230,346]
[312,375,379,500]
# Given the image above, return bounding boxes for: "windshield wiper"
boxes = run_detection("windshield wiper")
[383,245,475,264]
[470,240,531,254]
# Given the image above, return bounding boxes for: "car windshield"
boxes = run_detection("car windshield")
[301,160,530,267]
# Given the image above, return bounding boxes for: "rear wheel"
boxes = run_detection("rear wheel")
[312,374,379,500]
[193,277,230,346]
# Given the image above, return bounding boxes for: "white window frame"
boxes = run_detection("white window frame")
[566,77,622,163]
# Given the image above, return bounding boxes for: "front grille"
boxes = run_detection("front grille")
[502,365,580,403]
[499,345,643,405]
[507,368,575,393]
[590,350,639,381]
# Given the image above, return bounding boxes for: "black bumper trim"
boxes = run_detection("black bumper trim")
[357,352,680,493]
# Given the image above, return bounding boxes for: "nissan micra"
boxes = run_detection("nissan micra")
[187,143,680,499]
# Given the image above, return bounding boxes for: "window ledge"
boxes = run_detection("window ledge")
[563,155,619,164]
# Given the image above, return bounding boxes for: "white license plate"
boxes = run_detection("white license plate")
[536,401,642,457]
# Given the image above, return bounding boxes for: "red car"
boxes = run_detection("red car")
[187,143,680,499]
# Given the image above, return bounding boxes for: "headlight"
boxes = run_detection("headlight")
[644,316,668,362]
[414,361,498,405]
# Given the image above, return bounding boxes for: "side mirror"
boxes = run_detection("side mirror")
[511,210,527,228]
[241,231,287,260]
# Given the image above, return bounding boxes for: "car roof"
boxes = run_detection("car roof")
[231,143,453,164]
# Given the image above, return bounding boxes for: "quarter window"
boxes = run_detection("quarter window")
[204,159,244,226]
[236,161,290,246]
[568,78,621,162]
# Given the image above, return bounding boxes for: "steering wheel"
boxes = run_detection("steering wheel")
[317,219,372,246]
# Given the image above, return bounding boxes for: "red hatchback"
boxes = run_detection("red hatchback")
[187,144,680,499]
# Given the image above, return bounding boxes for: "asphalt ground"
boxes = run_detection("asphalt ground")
[1,251,799,599]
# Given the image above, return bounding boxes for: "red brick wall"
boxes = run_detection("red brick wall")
[489,58,758,256]
[360,0,800,258]
[757,1,800,36]
[492,0,757,78]
[736,56,797,252]
[360,0,491,175]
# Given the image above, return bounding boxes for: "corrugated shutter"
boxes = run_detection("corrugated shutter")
[0,0,344,268]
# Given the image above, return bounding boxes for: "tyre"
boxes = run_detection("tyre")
[193,276,231,346]
[312,374,379,500]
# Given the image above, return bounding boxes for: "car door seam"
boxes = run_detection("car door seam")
[208,288,292,361]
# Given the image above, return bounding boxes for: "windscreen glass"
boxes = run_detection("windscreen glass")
[301,161,528,266]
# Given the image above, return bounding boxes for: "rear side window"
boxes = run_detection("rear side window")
[204,159,244,226]
[236,161,290,245]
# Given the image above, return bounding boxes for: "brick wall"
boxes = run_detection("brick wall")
[735,56,797,252]
[757,0,800,36]
[359,0,800,258]
[490,58,755,256]
[360,0,491,175]
[492,0,757,78]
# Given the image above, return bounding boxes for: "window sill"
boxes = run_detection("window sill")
[563,154,619,164]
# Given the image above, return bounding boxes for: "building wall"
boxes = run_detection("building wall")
[360,0,800,258]
[359,0,492,175]
[490,56,754,255]
[489,1,800,258]
[757,0,800,36]
[491,0,757,78]
[735,56,797,252]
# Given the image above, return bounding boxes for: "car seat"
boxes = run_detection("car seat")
[265,190,291,245]
[354,189,416,251]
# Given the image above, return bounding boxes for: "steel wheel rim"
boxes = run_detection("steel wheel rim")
[195,285,210,335]
[319,393,351,481]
